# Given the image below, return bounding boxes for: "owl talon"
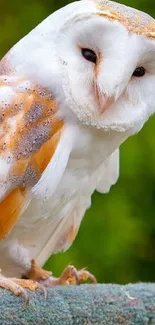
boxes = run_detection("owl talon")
[21,260,97,288]
[0,271,47,307]
[76,268,97,284]
[0,274,30,307]
[12,278,47,298]
[38,264,97,287]
[59,266,97,285]
[58,265,81,285]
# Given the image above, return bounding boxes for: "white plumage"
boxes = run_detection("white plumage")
[0,0,155,282]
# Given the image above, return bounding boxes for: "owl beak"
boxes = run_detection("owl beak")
[99,96,115,115]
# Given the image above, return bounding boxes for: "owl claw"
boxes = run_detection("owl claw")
[0,274,30,307]
[25,260,97,287]
[76,268,97,284]
[39,265,97,287]
[0,262,96,307]
[0,272,47,308]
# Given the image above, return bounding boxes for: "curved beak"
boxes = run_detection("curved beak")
[99,96,115,115]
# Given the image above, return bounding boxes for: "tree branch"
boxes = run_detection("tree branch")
[0,283,155,324]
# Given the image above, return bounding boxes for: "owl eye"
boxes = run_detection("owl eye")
[132,67,146,77]
[81,48,97,64]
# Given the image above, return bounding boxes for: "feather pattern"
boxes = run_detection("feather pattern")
[0,76,64,239]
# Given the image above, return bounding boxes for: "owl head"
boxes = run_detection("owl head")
[9,0,155,135]
[53,0,155,134]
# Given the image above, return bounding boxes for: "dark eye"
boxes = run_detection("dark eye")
[132,67,146,77]
[81,48,97,64]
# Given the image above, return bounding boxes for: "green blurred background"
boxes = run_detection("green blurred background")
[1,0,155,284]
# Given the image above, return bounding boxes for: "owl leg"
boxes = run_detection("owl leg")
[24,260,97,287]
[0,269,47,306]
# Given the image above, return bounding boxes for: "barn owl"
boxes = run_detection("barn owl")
[0,0,155,301]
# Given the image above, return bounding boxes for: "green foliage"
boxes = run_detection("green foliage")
[1,0,155,284]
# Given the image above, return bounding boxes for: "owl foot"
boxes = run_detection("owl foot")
[43,265,97,287]
[0,270,47,307]
[25,260,97,287]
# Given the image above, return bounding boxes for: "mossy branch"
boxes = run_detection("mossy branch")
[0,283,155,325]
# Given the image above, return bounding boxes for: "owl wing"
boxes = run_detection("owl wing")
[36,195,92,266]
[0,75,73,240]
[35,151,120,266]
[96,148,120,193]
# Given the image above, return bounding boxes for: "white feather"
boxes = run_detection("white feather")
[96,148,119,193]
[32,124,76,200]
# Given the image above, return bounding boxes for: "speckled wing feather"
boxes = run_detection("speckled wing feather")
[0,75,66,240]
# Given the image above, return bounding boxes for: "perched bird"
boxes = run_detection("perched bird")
[0,0,155,299]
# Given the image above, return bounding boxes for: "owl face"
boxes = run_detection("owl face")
[56,0,155,133]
